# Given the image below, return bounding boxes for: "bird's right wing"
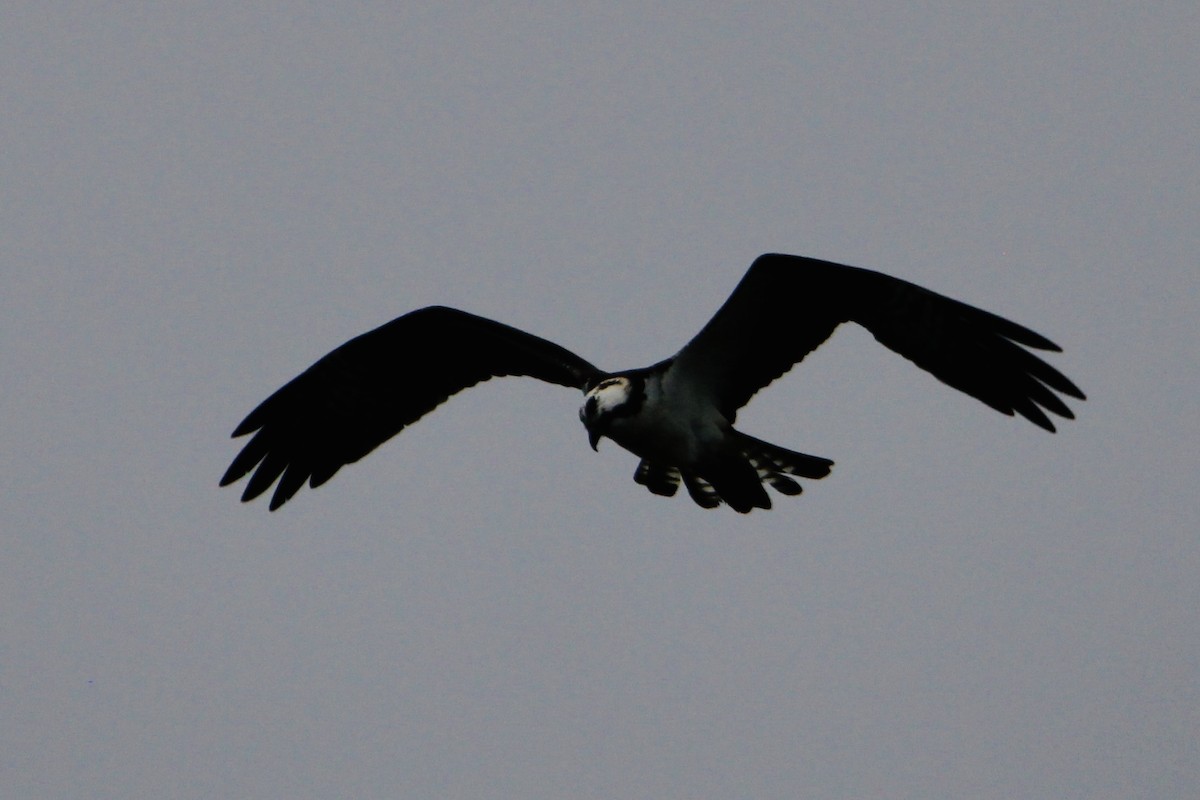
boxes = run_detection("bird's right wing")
[220,306,602,510]
[669,254,1084,429]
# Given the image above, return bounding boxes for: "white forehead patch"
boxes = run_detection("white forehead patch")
[587,377,633,414]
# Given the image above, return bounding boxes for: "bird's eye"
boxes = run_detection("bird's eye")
[585,396,598,419]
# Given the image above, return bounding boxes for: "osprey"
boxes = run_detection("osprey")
[221,254,1084,512]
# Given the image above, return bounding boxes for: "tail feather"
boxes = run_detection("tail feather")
[764,473,802,496]
[735,432,833,479]
[633,460,681,497]
[681,473,722,509]
[697,455,772,513]
[628,434,832,513]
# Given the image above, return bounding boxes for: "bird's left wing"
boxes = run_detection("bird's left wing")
[669,253,1084,429]
[221,306,602,510]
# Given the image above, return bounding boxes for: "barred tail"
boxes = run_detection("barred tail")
[734,432,833,496]
[631,434,832,513]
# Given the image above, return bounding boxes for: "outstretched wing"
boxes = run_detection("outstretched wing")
[221,306,602,510]
[669,253,1085,428]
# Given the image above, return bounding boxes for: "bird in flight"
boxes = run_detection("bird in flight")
[221,254,1084,513]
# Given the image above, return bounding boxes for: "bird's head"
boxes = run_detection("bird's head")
[579,376,636,451]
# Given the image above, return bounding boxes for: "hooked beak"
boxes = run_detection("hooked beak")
[588,427,602,451]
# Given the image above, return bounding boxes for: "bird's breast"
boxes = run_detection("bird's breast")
[603,380,727,467]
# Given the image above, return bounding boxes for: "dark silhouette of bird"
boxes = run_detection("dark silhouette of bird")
[221,254,1084,512]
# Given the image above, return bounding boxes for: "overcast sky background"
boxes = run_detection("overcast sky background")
[3,4,1197,798]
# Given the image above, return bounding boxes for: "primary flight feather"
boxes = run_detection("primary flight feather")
[221,254,1084,512]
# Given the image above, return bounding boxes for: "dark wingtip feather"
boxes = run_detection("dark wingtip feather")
[231,408,265,438]
[240,451,287,503]
[267,463,311,510]
[1030,415,1058,433]
[1060,377,1086,402]
[268,488,289,511]
[220,435,268,487]
[991,315,1062,352]
[218,464,242,488]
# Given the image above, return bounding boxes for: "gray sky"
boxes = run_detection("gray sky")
[3,3,1197,798]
